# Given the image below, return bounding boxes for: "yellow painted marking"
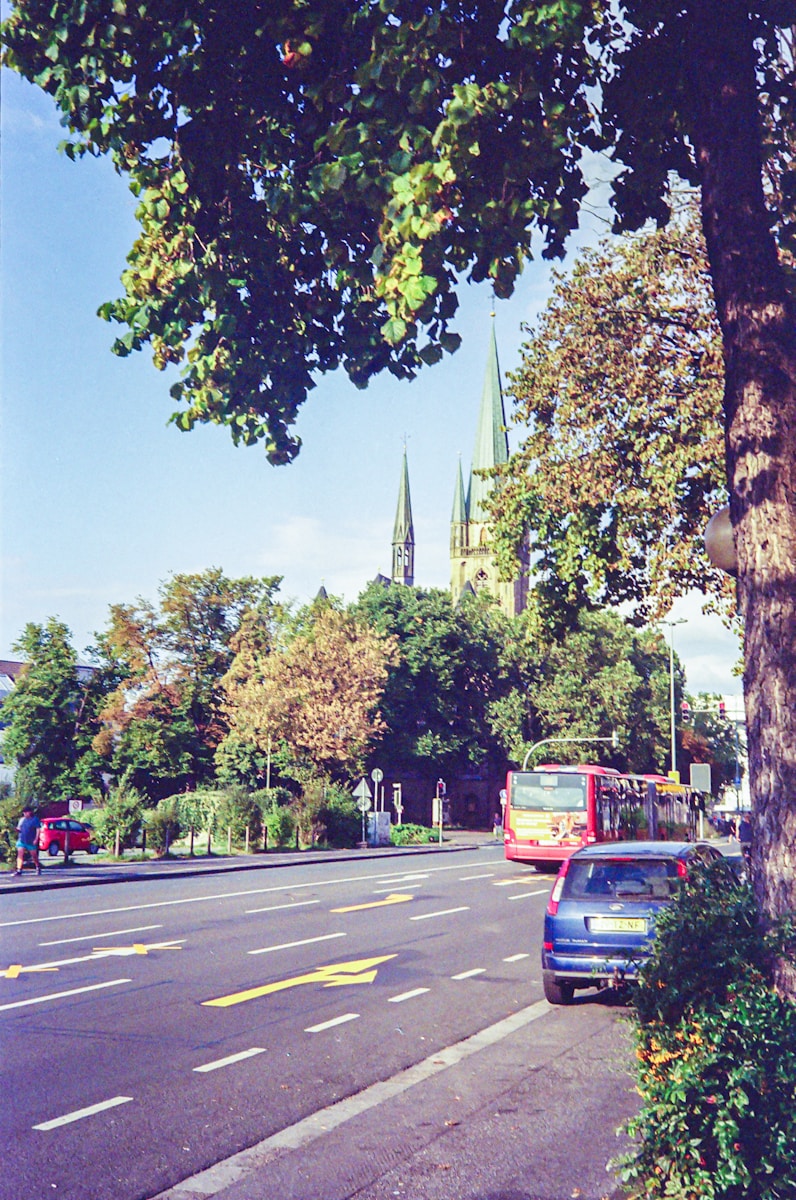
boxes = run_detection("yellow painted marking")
[93,940,184,957]
[331,893,414,913]
[2,964,59,979]
[203,954,397,1009]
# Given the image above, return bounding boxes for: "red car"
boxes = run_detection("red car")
[38,817,100,857]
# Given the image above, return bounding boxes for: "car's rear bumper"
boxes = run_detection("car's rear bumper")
[541,950,645,983]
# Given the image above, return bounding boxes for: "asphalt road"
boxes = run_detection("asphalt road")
[1,848,637,1200]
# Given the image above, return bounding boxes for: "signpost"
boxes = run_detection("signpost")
[353,778,372,847]
[371,767,384,811]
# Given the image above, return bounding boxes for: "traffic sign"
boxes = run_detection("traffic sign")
[355,794,371,813]
[371,767,384,783]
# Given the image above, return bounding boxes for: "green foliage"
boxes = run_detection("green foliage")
[390,822,436,845]
[502,608,674,774]
[491,199,735,625]
[145,796,182,856]
[0,795,25,866]
[1,619,107,803]
[354,583,513,776]
[263,804,296,849]
[173,788,224,835]
[212,787,263,847]
[316,785,361,849]
[90,780,145,853]
[617,863,796,1198]
[93,569,284,799]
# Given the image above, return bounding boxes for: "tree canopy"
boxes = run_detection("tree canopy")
[491,196,733,627]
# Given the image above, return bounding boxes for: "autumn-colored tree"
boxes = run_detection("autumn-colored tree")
[222,603,397,781]
[94,569,282,797]
[492,199,733,628]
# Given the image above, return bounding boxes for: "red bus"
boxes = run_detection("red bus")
[503,764,648,870]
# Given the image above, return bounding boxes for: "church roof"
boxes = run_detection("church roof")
[468,321,509,522]
[392,446,415,544]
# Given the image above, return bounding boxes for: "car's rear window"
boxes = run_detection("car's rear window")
[563,857,681,901]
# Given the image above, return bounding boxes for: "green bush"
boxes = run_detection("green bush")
[145,796,182,856]
[90,782,144,853]
[390,822,436,845]
[213,787,262,847]
[264,804,296,847]
[317,787,360,849]
[0,794,24,865]
[616,861,796,1199]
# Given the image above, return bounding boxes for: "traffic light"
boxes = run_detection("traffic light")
[681,700,691,722]
[718,700,727,719]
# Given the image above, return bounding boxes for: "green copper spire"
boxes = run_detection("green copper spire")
[468,320,508,522]
[451,456,467,524]
[392,446,415,585]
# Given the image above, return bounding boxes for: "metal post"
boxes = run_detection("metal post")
[663,619,686,776]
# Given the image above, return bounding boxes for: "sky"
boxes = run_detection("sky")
[0,67,742,700]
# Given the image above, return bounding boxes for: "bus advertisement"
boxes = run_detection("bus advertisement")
[502,764,700,869]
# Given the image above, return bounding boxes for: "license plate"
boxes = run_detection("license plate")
[589,916,647,933]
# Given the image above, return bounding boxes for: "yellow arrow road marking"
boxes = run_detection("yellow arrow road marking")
[203,954,397,1008]
[2,964,59,979]
[331,893,414,913]
[93,940,184,957]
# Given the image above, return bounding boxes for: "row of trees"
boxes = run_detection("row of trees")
[1,569,737,816]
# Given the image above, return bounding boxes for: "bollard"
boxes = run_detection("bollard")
[189,826,194,857]
[114,828,120,858]
[227,825,232,853]
[245,825,250,854]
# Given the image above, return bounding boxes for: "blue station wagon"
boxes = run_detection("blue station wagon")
[541,840,725,1004]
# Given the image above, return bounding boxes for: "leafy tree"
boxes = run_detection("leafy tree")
[498,610,674,774]
[681,694,742,799]
[93,569,282,797]
[222,602,397,780]
[4,2,796,990]
[492,198,734,627]
[1,619,107,803]
[353,582,514,778]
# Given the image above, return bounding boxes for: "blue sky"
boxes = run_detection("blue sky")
[1,68,741,697]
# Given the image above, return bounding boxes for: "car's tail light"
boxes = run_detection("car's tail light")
[546,858,571,916]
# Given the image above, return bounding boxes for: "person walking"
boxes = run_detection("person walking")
[15,806,42,876]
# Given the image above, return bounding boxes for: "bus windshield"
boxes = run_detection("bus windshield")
[509,773,587,813]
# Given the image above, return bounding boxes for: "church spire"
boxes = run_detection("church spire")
[392,446,415,586]
[450,456,467,554]
[467,318,509,522]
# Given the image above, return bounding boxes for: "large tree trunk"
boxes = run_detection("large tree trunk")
[684,0,796,996]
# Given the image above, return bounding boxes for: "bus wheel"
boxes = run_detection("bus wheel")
[543,972,574,1005]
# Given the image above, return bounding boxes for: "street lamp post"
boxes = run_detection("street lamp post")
[662,619,687,776]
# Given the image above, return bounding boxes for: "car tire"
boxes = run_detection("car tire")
[47,843,60,857]
[89,843,99,854]
[543,971,574,1005]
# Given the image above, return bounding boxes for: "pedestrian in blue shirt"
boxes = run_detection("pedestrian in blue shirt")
[15,807,42,876]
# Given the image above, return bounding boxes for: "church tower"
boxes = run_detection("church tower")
[450,322,529,616]
[392,446,415,586]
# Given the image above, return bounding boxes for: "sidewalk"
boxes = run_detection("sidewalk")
[0,828,498,894]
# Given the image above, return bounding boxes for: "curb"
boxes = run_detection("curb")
[0,837,496,895]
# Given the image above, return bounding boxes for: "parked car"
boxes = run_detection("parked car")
[38,817,100,857]
[541,840,727,1004]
